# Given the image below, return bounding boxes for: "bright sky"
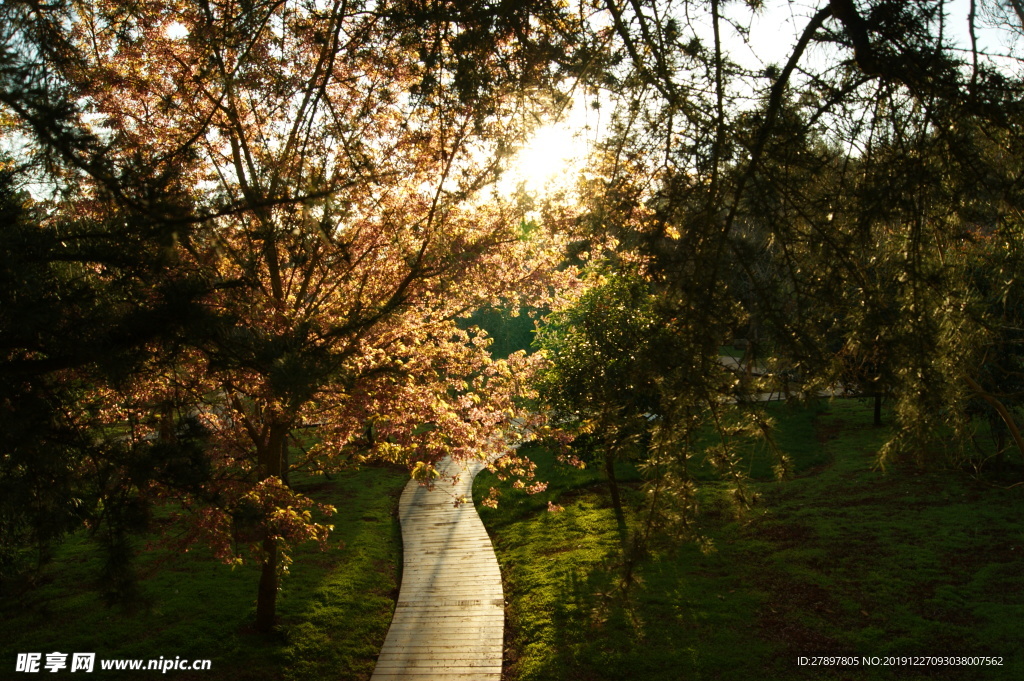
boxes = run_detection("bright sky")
[164,2,1024,203]
[500,0,1021,197]
[496,95,600,198]
[731,0,1019,68]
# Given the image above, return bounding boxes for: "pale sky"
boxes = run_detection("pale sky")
[501,0,1023,197]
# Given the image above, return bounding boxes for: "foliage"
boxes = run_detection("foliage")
[0,161,214,597]
[6,0,1024,645]
[960,227,1024,464]
[0,0,582,628]
[463,305,540,360]
[533,268,792,587]
[535,271,665,440]
[555,0,1024,466]
[533,271,676,525]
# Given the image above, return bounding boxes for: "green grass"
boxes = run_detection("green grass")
[1,464,409,680]
[475,400,1024,680]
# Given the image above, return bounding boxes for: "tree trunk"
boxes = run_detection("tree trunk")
[605,451,626,534]
[254,424,287,633]
[255,536,278,632]
[280,435,290,487]
[873,393,882,427]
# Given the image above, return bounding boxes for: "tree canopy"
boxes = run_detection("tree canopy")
[1,0,581,628]
[4,0,1024,628]
[525,0,1024,567]
[556,0,1024,461]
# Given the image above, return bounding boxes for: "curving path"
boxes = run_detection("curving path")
[370,456,503,681]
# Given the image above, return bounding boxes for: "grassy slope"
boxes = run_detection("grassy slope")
[475,401,1024,681]
[1,465,408,680]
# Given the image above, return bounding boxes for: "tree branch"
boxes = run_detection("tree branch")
[965,373,1024,461]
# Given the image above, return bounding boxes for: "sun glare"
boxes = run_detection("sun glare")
[501,121,588,197]
[165,22,189,40]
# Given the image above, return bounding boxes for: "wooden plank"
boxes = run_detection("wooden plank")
[389,606,501,610]
[375,647,502,658]
[373,669,502,676]
[374,671,502,676]
[373,662,503,671]
[370,456,504,680]
[384,610,503,618]
[381,621,504,630]
[374,644,502,653]
[379,622,501,631]
[394,590,502,596]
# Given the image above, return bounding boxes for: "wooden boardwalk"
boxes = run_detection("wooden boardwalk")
[370,456,503,681]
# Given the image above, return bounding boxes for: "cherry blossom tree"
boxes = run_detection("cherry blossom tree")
[1,0,580,629]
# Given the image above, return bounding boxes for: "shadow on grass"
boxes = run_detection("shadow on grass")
[0,464,409,681]
[480,401,1024,681]
[498,500,771,681]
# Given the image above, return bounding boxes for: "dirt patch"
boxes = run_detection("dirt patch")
[755,570,846,655]
[292,480,334,493]
[816,419,845,444]
[748,519,816,548]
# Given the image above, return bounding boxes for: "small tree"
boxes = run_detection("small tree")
[535,271,671,529]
